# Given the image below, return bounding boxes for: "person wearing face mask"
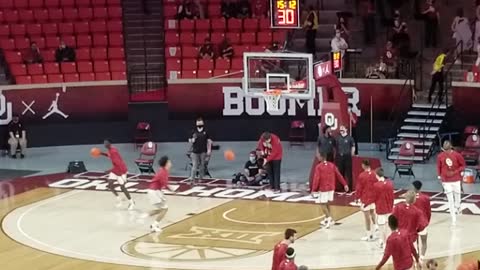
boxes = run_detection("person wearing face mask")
[233,151,267,186]
[55,40,76,63]
[257,132,283,192]
[188,118,212,182]
[317,125,335,162]
[335,125,355,192]
[7,115,27,158]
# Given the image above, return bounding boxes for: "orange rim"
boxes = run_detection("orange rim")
[265,89,282,96]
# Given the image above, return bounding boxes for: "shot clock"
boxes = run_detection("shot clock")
[270,0,300,28]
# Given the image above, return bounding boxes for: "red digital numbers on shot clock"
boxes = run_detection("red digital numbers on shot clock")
[271,0,300,28]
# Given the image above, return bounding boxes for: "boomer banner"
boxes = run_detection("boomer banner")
[0,84,128,125]
[167,79,412,120]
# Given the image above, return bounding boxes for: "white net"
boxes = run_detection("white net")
[263,90,282,112]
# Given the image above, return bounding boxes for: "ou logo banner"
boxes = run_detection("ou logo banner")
[324,112,338,130]
[0,90,13,125]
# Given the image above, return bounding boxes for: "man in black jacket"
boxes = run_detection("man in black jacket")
[55,41,76,62]
[188,118,212,182]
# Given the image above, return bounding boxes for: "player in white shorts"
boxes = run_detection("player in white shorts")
[146,156,173,232]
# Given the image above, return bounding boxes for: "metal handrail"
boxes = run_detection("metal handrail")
[420,40,464,158]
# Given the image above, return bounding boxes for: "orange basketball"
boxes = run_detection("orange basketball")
[90,147,101,158]
[224,149,235,161]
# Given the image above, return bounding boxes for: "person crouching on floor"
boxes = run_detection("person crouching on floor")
[232,151,267,186]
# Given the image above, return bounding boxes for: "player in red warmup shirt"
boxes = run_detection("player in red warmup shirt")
[373,168,394,249]
[101,139,135,210]
[376,215,420,270]
[436,140,465,226]
[146,156,174,233]
[311,153,349,228]
[258,132,283,192]
[356,159,378,241]
[279,247,298,270]
[392,190,428,246]
[412,180,431,262]
[272,228,296,270]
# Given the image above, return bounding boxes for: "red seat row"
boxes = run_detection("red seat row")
[0,7,122,23]
[165,45,267,58]
[0,0,121,9]
[167,69,242,79]
[0,34,124,50]
[15,71,127,84]
[165,18,271,33]
[10,60,126,76]
[166,57,244,72]
[0,21,122,37]
[165,31,285,46]
[164,4,229,18]
[5,47,124,63]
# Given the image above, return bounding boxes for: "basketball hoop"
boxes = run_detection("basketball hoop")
[263,89,282,112]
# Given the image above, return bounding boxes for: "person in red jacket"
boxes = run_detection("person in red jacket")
[392,190,428,246]
[373,168,394,249]
[376,215,420,270]
[437,140,466,226]
[272,228,297,270]
[311,153,349,228]
[101,139,135,210]
[279,247,298,270]
[356,159,378,241]
[146,156,174,233]
[412,180,431,262]
[258,132,283,192]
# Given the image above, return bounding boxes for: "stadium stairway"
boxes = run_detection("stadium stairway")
[123,0,165,93]
[387,103,448,162]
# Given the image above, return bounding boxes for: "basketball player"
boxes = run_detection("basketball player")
[279,247,298,270]
[258,132,283,192]
[101,139,135,210]
[373,168,394,249]
[311,153,349,228]
[147,156,174,233]
[356,160,378,241]
[392,190,428,248]
[376,215,420,270]
[412,180,431,262]
[272,228,297,270]
[437,140,466,226]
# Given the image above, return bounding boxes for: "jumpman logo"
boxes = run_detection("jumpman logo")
[42,93,69,119]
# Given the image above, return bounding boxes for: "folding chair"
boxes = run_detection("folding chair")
[134,141,157,174]
[461,134,480,165]
[134,122,152,149]
[393,142,415,180]
[289,120,306,147]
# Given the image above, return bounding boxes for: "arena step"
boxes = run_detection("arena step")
[400,125,440,132]
[407,111,446,117]
[404,118,443,124]
[388,155,425,161]
[390,147,431,154]
[393,140,434,147]
[397,133,437,139]
[411,103,447,110]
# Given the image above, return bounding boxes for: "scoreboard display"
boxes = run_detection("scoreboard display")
[270,0,300,28]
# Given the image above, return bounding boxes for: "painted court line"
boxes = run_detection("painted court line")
[222,208,325,225]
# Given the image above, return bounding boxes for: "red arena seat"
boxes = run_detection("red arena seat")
[47,74,64,83]
[78,7,93,20]
[10,64,28,76]
[90,21,107,33]
[180,20,195,31]
[182,46,198,58]
[61,62,77,73]
[197,69,212,78]
[63,8,79,21]
[215,58,231,69]
[244,18,258,31]
[61,35,76,47]
[27,63,44,75]
[15,37,31,50]
[44,62,60,74]
[0,0,14,9]
[111,71,126,80]
[45,0,60,8]
[180,32,195,45]
[165,32,179,46]
[5,51,23,63]
[93,34,108,47]
[42,23,58,35]
[107,6,122,19]
[109,60,125,72]
[64,73,80,82]
[48,8,63,21]
[107,20,122,32]
[226,32,241,44]
[32,74,48,84]
[19,9,34,22]
[16,75,32,84]
[77,61,93,73]
[241,32,256,44]
[4,10,19,23]
[46,36,60,48]
[15,0,29,10]
[91,0,107,6]
[195,32,210,46]
[59,23,74,35]
[93,7,108,19]
[228,18,243,32]
[29,0,45,8]
[211,18,226,31]
[43,50,56,61]
[163,5,177,18]
[166,58,181,71]
[181,70,197,79]
[77,34,92,47]
[108,47,124,59]
[1,39,16,50]
[182,58,198,70]
[95,72,111,81]
[11,24,27,36]
[74,22,90,34]
[93,60,109,72]
[196,19,210,31]
[27,24,42,36]
[198,59,214,70]
[0,25,8,37]
[165,46,182,58]
[76,48,91,60]
[108,33,123,46]
[76,0,91,7]
[34,9,49,22]
[211,32,225,44]
[91,47,107,59]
